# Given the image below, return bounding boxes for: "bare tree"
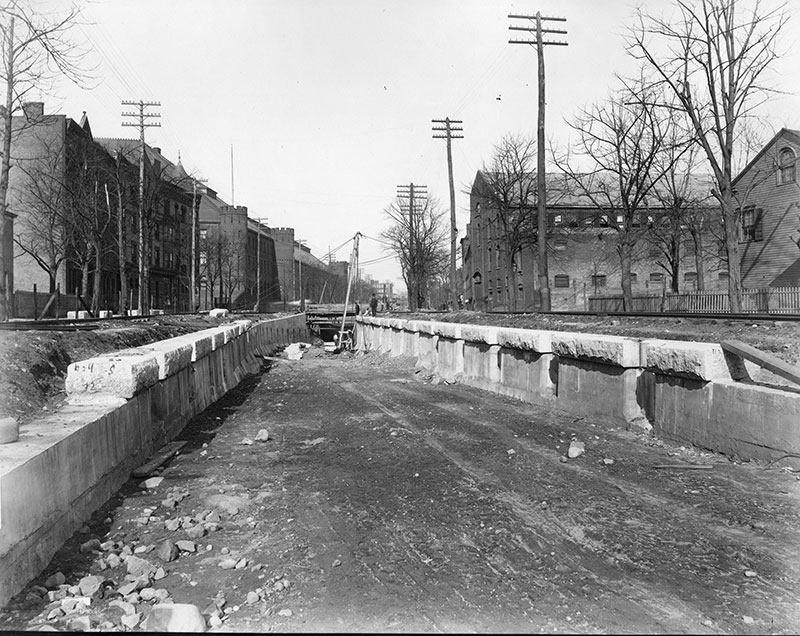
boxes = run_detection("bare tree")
[478,135,538,311]
[628,0,790,312]
[12,136,68,292]
[555,79,689,310]
[0,0,87,319]
[382,196,448,311]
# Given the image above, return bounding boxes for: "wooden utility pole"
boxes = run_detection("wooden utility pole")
[122,100,160,315]
[191,178,207,312]
[254,217,267,312]
[432,118,464,310]
[509,12,567,312]
[397,182,427,311]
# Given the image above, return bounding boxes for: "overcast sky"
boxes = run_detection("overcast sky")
[46,0,800,289]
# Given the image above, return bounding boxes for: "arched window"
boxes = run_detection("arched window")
[778,148,796,185]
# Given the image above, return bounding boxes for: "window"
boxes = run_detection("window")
[154,247,161,267]
[553,214,563,226]
[200,229,207,241]
[741,205,763,242]
[650,272,663,283]
[630,273,638,284]
[591,274,607,288]
[684,272,697,283]
[718,271,729,281]
[554,274,570,288]
[778,148,796,184]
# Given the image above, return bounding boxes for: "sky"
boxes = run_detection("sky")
[41,0,800,290]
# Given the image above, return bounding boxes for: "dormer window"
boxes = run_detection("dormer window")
[778,148,796,185]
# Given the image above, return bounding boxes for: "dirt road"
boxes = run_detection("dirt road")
[3,347,800,633]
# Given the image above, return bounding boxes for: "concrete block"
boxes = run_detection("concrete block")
[403,320,422,333]
[646,374,800,462]
[556,357,646,427]
[435,334,464,380]
[460,324,499,345]
[222,324,239,344]
[209,308,229,318]
[137,340,193,380]
[497,328,552,353]
[499,347,556,401]
[552,331,641,368]
[388,318,404,329]
[641,339,737,381]
[98,310,112,319]
[416,321,435,335]
[66,351,160,399]
[431,321,461,340]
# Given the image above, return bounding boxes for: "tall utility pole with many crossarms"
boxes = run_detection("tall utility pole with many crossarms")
[122,100,160,315]
[508,13,567,312]
[432,118,463,310]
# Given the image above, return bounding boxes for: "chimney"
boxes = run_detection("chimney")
[152,147,161,155]
[22,102,44,120]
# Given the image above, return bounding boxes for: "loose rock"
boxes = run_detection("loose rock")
[126,555,156,578]
[157,540,180,563]
[143,477,164,489]
[143,603,207,632]
[246,591,260,605]
[77,575,103,597]
[568,441,585,459]
[255,429,270,442]
[177,540,197,553]
[79,539,101,553]
[219,558,237,570]
[44,572,66,589]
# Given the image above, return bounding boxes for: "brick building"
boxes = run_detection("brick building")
[271,227,348,306]
[462,170,725,311]
[197,190,280,311]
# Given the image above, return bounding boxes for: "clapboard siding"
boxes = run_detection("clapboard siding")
[734,129,800,288]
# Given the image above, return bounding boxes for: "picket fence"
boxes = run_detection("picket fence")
[588,287,800,315]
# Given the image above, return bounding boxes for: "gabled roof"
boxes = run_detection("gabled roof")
[95,138,195,188]
[732,128,800,187]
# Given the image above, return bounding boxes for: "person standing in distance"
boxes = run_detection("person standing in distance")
[369,293,378,316]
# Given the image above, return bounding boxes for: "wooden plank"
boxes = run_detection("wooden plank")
[132,440,188,478]
[721,339,800,386]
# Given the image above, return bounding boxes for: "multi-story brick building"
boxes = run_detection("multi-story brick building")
[733,128,800,288]
[96,139,195,312]
[197,189,279,310]
[462,169,725,311]
[271,227,348,306]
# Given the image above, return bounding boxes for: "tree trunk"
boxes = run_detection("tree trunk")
[619,239,633,312]
[506,250,517,311]
[692,228,705,292]
[92,238,103,314]
[81,257,90,304]
[670,237,680,292]
[720,187,743,313]
[0,18,15,321]
[113,184,127,314]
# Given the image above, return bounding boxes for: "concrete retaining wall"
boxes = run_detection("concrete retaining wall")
[356,316,800,463]
[0,313,308,608]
